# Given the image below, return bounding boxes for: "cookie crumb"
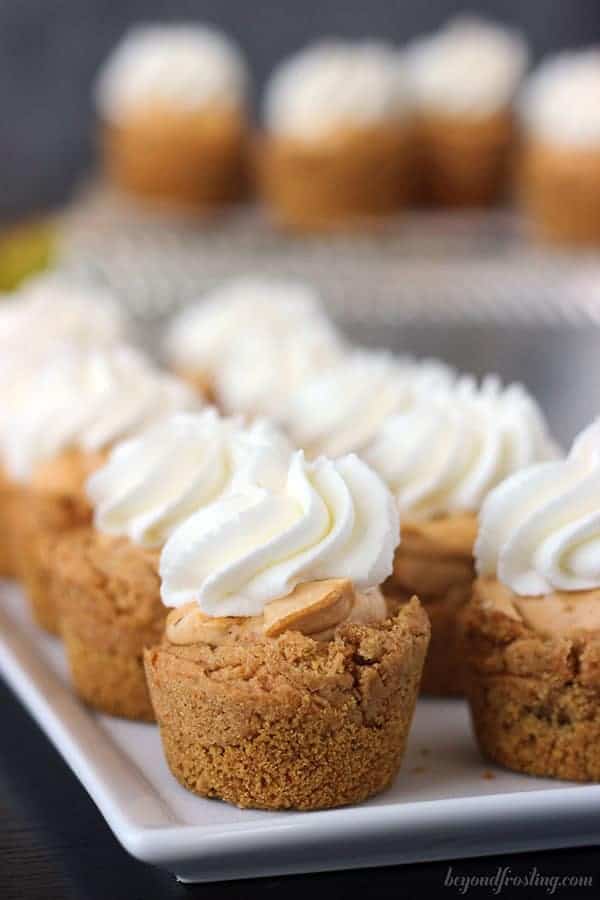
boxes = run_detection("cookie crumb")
[482,770,496,780]
[411,766,427,775]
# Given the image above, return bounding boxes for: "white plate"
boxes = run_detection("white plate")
[1,580,599,883]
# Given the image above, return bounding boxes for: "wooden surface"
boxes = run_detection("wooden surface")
[1,677,598,899]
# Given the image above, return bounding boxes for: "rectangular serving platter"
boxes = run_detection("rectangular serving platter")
[1,579,599,883]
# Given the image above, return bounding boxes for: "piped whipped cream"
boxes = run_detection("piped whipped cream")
[87,410,290,548]
[0,276,129,464]
[164,276,344,416]
[277,350,455,458]
[264,40,411,141]
[2,345,197,482]
[160,444,399,617]
[364,375,559,521]
[407,16,528,116]
[476,419,600,596]
[0,273,127,353]
[95,23,248,122]
[520,49,600,148]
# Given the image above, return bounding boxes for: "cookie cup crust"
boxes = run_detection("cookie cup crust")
[255,123,414,231]
[415,109,515,207]
[144,597,430,810]
[520,140,600,246]
[0,467,27,578]
[384,515,476,695]
[19,449,105,634]
[464,578,600,782]
[101,105,248,210]
[55,530,164,721]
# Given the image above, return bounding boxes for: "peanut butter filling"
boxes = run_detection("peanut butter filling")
[166,578,390,646]
[476,577,600,638]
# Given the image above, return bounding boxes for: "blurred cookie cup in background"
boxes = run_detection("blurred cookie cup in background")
[519,49,600,246]
[4,346,195,634]
[94,24,249,211]
[163,276,345,415]
[146,442,429,810]
[256,41,414,230]
[0,274,129,579]
[466,421,600,781]
[363,376,559,696]
[57,412,289,720]
[276,350,455,459]
[407,17,528,207]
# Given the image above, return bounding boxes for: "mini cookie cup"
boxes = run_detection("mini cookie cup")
[18,449,106,634]
[384,514,477,696]
[55,530,164,721]
[255,123,414,231]
[464,578,600,782]
[101,105,248,211]
[520,141,600,246]
[415,110,515,207]
[145,595,429,810]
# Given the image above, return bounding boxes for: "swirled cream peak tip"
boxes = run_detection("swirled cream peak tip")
[364,374,559,520]
[2,345,197,482]
[160,445,400,617]
[264,39,411,141]
[95,23,248,122]
[87,409,293,548]
[520,49,600,147]
[476,419,600,596]
[407,15,528,115]
[165,276,344,416]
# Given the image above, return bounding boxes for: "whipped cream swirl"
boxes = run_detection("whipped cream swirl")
[520,50,600,147]
[165,276,344,416]
[0,273,127,353]
[277,350,455,458]
[476,420,600,596]
[0,275,130,448]
[364,376,559,521]
[160,445,399,616]
[407,16,528,115]
[264,40,411,141]
[87,410,290,547]
[95,23,248,122]
[3,345,197,482]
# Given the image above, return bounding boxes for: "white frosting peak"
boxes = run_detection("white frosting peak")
[0,273,127,351]
[88,409,293,548]
[160,445,399,616]
[95,23,248,122]
[88,410,242,547]
[165,277,344,416]
[277,350,455,459]
[364,375,559,521]
[520,49,600,147]
[0,276,131,467]
[3,345,197,482]
[407,16,528,115]
[476,419,600,596]
[264,40,411,140]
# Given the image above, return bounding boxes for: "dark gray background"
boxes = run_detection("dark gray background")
[2,0,599,219]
